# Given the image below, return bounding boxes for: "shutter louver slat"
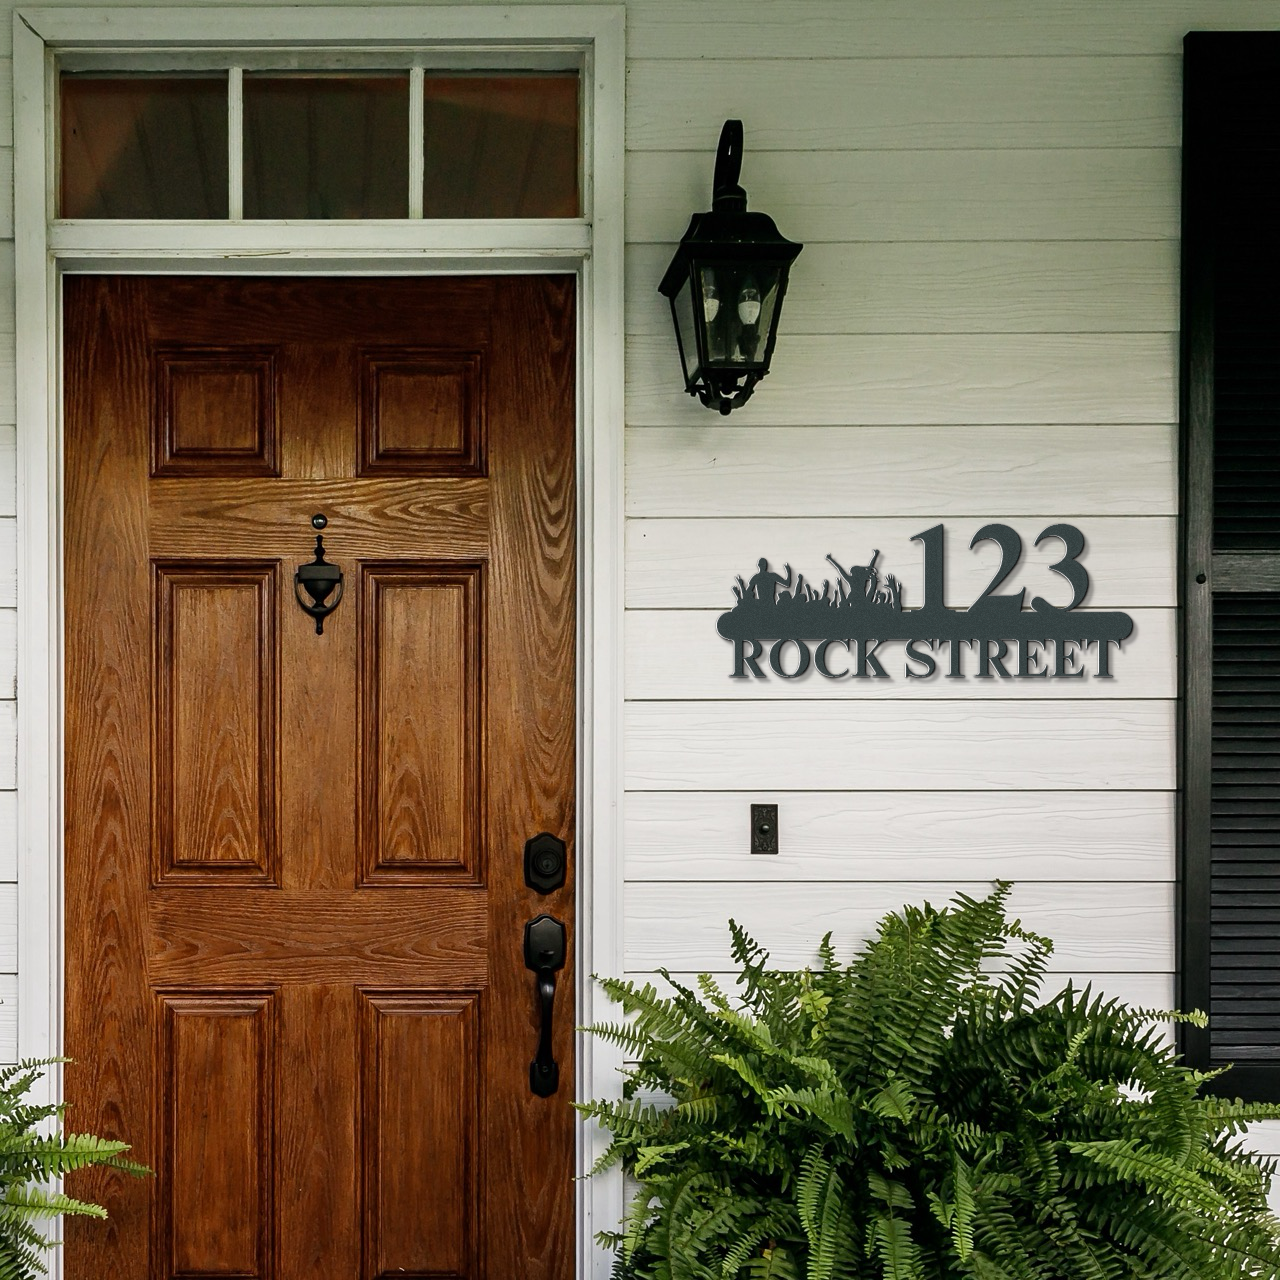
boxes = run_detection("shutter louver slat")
[1211,593,1280,1059]
[1212,151,1280,548]
[1212,231,1280,550]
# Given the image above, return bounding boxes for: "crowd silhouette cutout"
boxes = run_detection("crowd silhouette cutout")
[718,546,1133,649]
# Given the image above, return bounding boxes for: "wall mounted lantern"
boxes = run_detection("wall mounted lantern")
[659,119,803,415]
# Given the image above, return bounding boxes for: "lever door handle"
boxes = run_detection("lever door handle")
[524,914,566,1097]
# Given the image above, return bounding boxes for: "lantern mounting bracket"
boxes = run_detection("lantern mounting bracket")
[711,120,746,212]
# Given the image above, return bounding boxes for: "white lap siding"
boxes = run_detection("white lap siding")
[616,0,1280,1190]
[621,12,1182,1009]
[617,0,1276,1184]
[1,0,1279,1177]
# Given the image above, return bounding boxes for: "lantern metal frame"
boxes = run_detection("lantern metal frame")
[658,119,803,415]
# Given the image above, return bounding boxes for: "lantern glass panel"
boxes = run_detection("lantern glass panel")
[670,272,701,388]
[697,264,783,371]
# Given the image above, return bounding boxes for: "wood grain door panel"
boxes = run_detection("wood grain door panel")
[359,563,485,885]
[64,276,576,1280]
[153,561,279,884]
[358,348,487,477]
[358,991,481,1279]
[153,346,280,477]
[158,992,275,1280]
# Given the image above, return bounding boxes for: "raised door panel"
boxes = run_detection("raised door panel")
[359,565,484,884]
[358,349,486,477]
[158,993,275,1280]
[153,347,279,477]
[154,563,279,883]
[359,992,480,1280]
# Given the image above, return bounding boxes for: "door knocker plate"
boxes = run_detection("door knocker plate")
[294,513,344,635]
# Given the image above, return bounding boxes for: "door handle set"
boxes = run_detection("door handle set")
[524,914,566,1097]
[523,834,568,1095]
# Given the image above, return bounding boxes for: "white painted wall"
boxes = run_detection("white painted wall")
[620,1,1189,1001]
[3,0,1280,1175]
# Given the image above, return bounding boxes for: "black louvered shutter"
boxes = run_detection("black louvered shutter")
[1182,33,1280,1098]
[1210,594,1280,1065]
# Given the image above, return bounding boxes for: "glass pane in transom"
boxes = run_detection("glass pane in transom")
[60,75,229,219]
[422,74,580,218]
[243,75,410,219]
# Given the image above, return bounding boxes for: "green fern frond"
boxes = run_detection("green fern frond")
[795,1148,853,1280]
[0,1058,150,1280]
[0,1185,107,1221]
[869,1079,916,1123]
[868,1210,925,1280]
[582,886,1280,1280]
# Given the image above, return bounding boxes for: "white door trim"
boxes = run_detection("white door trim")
[13,9,625,1277]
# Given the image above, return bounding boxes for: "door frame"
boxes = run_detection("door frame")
[13,8,625,1277]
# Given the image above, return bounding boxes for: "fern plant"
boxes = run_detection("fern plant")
[580,883,1280,1280]
[0,1058,147,1280]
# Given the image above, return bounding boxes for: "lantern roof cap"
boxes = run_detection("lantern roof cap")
[659,208,802,297]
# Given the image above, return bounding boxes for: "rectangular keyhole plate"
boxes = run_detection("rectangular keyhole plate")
[751,803,778,855]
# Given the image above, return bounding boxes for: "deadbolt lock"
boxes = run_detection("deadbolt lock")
[524,833,567,894]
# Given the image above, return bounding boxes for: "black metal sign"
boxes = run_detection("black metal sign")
[717,523,1133,681]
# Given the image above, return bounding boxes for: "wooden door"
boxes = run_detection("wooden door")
[63,276,576,1280]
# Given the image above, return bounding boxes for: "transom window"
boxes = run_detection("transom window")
[60,67,580,220]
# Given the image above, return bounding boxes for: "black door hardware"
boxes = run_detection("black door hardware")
[294,514,344,635]
[751,803,779,855]
[524,833,567,894]
[524,914,566,1097]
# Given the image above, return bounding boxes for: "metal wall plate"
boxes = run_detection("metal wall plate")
[751,803,778,855]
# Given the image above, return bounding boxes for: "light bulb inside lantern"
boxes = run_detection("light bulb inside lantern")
[737,281,762,326]
[702,280,720,323]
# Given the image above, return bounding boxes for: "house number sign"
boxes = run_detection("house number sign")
[718,523,1133,682]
